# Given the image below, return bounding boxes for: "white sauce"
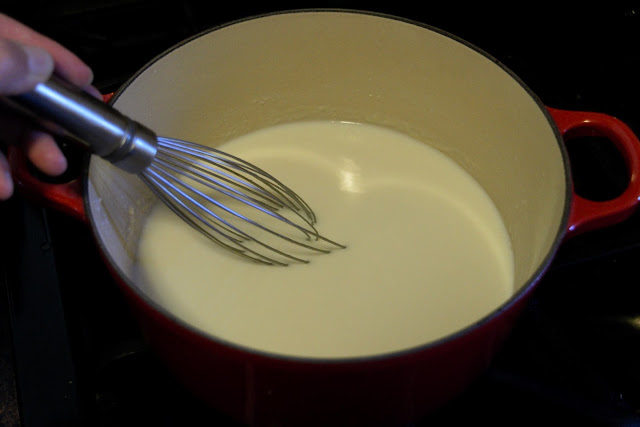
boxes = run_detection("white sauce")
[135,121,514,358]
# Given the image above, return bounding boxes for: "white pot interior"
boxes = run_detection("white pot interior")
[87,10,568,326]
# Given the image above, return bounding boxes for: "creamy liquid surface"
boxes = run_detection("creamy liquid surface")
[135,121,514,358]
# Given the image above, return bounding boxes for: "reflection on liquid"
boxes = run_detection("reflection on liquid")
[338,157,363,193]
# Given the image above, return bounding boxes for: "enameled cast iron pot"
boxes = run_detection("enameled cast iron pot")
[11,10,640,426]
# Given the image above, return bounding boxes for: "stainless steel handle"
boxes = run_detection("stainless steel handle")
[8,76,157,174]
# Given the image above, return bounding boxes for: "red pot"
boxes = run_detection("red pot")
[10,10,640,426]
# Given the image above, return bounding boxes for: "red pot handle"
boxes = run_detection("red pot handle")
[547,107,640,238]
[8,147,87,221]
[7,93,116,224]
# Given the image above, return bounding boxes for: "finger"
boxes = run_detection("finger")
[23,130,67,177]
[0,39,53,94]
[0,111,69,180]
[0,13,94,88]
[85,84,103,100]
[0,150,14,200]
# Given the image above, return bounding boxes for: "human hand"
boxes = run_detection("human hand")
[0,13,100,200]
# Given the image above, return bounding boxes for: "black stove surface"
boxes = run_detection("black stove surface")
[2,3,640,426]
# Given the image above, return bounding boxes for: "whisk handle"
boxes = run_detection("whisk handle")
[8,75,157,174]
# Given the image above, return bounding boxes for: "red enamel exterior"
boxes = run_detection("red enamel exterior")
[112,260,531,425]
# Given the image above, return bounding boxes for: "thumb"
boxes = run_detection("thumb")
[0,39,53,95]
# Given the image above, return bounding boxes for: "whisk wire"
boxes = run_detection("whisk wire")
[141,178,283,265]
[140,137,346,265]
[142,168,304,265]
[155,144,285,211]
[154,153,284,214]
[158,137,318,222]
[156,138,329,235]
[151,150,323,238]
[154,169,321,245]
[147,161,325,244]
[143,167,251,242]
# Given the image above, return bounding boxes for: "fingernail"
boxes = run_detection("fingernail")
[22,45,54,82]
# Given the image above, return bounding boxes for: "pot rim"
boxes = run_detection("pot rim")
[83,8,572,364]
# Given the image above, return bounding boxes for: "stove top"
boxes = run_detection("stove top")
[1,3,640,426]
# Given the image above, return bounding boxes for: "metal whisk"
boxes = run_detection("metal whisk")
[8,76,345,265]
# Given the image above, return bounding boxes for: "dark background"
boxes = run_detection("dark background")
[1,2,640,426]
